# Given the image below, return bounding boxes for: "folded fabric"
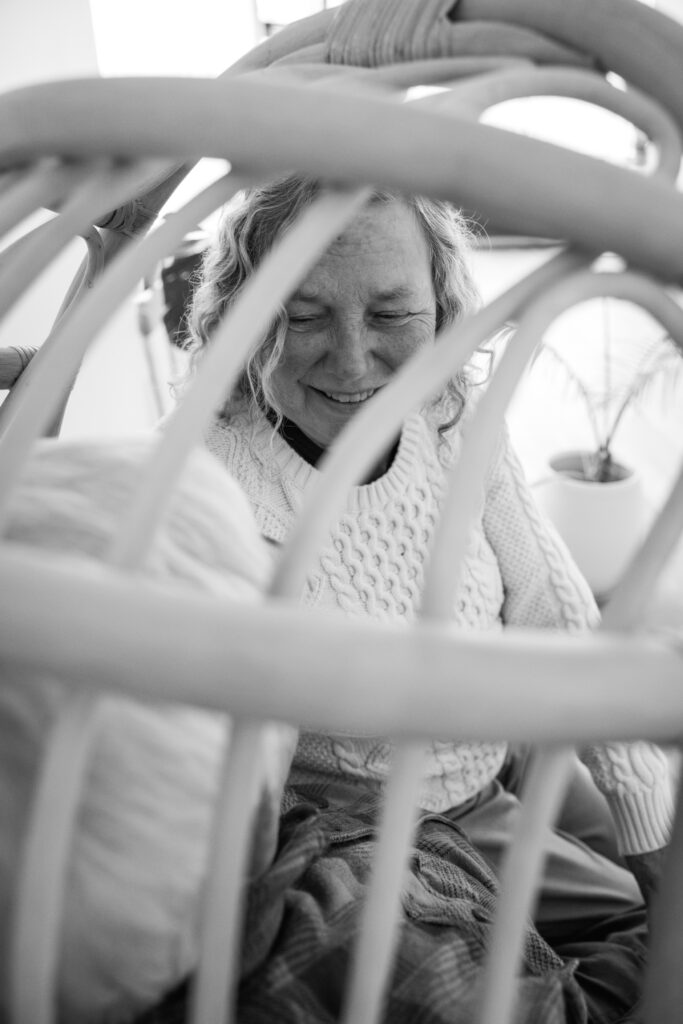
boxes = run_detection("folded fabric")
[137,787,648,1024]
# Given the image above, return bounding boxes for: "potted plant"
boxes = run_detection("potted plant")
[531,294,682,600]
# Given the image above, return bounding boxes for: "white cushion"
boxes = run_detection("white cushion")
[0,438,294,1023]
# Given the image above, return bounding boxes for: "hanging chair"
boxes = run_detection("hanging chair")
[0,2,683,1023]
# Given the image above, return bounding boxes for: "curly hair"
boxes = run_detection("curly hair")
[184,175,483,432]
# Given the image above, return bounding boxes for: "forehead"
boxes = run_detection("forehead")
[294,199,433,301]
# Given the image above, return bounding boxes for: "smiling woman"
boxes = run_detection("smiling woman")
[175,172,674,1024]
[186,176,481,454]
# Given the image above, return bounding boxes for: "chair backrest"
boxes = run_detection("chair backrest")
[1,2,683,1023]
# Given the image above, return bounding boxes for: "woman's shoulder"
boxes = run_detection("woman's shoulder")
[206,407,318,541]
[205,407,252,461]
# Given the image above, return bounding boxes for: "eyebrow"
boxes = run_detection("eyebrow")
[372,287,418,302]
[288,285,419,304]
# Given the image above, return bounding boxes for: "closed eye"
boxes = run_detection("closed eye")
[372,311,413,323]
[287,313,326,329]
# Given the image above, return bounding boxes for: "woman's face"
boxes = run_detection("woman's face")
[270,199,437,447]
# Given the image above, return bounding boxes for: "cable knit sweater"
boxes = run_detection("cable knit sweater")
[206,405,674,855]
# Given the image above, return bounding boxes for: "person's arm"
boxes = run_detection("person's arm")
[481,424,599,634]
[482,426,674,872]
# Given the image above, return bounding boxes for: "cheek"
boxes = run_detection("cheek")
[382,320,436,368]
[278,331,328,375]
[269,335,323,403]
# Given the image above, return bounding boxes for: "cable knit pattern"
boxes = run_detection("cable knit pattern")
[581,741,675,853]
[206,407,673,851]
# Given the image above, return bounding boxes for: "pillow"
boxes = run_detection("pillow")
[0,437,296,1024]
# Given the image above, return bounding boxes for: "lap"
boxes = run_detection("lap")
[241,787,646,1024]
[137,785,648,1024]
[499,746,624,866]
[450,778,643,947]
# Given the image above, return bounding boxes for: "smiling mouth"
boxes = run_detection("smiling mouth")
[313,387,380,405]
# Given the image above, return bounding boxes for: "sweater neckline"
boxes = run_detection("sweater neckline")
[265,408,401,484]
[251,410,428,511]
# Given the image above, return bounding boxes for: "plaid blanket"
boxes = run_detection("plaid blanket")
[141,789,647,1024]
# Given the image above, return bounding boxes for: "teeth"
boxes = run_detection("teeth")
[322,388,377,404]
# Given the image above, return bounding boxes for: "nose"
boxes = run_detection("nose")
[327,317,371,383]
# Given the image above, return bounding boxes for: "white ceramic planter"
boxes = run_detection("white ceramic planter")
[534,451,650,601]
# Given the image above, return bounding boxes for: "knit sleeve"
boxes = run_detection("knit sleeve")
[580,742,675,855]
[482,427,599,633]
[483,426,674,855]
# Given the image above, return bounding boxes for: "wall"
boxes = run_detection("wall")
[89,0,259,78]
[0,0,106,431]
[0,0,147,438]
[0,0,260,437]
[1,0,99,89]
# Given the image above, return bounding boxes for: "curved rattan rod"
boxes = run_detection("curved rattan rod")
[340,742,427,1024]
[268,42,327,69]
[0,216,73,286]
[0,159,89,244]
[642,743,683,1023]
[1,543,682,744]
[91,55,528,236]
[362,54,531,83]
[128,0,683,245]
[228,9,332,75]
[188,720,297,1024]
[602,469,683,631]
[455,0,683,133]
[0,227,105,433]
[0,169,238,520]
[476,746,575,1024]
[0,168,21,198]
[53,226,106,320]
[261,56,534,113]
[268,54,531,87]
[106,186,370,570]
[423,270,683,620]
[419,65,683,181]
[46,227,107,436]
[77,6,336,236]
[9,690,105,1024]
[0,159,168,324]
[272,23,592,72]
[2,79,683,282]
[81,7,332,249]
[189,720,264,1024]
[327,20,597,71]
[324,0,683,131]
[105,0,683,253]
[19,0,680,271]
[269,249,584,600]
[0,346,37,391]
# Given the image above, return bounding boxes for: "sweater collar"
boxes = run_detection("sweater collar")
[265,407,400,484]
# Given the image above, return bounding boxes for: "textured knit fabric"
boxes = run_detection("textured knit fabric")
[138,788,648,1024]
[205,405,674,854]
